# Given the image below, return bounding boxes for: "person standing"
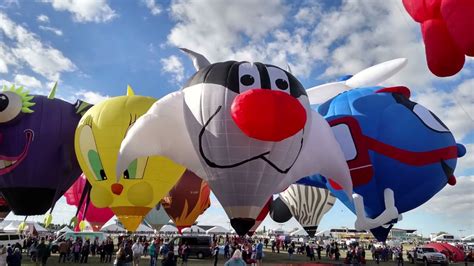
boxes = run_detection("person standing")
[80,239,90,263]
[149,241,157,266]
[213,244,220,266]
[36,238,50,266]
[72,239,82,263]
[58,240,69,263]
[288,244,294,260]
[6,247,22,266]
[132,240,143,266]
[224,250,246,266]
[256,240,264,264]
[181,242,190,266]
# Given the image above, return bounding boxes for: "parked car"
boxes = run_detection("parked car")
[407,247,448,265]
[170,235,213,259]
[0,233,24,247]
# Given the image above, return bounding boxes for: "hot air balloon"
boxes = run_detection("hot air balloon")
[64,174,114,231]
[270,184,335,237]
[0,84,90,215]
[116,48,352,235]
[402,0,474,77]
[161,170,210,233]
[299,83,465,241]
[75,87,185,231]
[144,204,170,231]
[247,198,271,236]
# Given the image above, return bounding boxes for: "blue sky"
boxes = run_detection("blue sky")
[1,0,473,238]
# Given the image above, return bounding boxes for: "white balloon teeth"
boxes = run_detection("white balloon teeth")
[353,188,399,230]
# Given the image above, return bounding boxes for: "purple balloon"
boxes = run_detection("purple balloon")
[0,93,90,215]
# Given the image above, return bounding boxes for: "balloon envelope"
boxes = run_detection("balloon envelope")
[0,87,88,215]
[75,92,185,232]
[116,56,352,235]
[162,170,210,233]
[64,174,114,231]
[144,204,170,231]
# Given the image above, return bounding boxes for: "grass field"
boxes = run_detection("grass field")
[20,247,468,265]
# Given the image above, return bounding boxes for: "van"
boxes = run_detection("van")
[51,232,105,253]
[170,235,212,259]
[0,233,24,247]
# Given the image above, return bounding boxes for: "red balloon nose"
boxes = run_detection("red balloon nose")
[231,89,307,141]
[111,183,124,195]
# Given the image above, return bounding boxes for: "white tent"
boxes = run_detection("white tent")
[182,225,205,234]
[135,224,154,234]
[28,222,49,233]
[159,224,178,234]
[3,222,20,232]
[56,226,73,236]
[206,226,230,234]
[100,223,126,233]
[290,228,308,237]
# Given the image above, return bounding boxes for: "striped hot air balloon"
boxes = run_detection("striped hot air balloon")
[271,184,335,237]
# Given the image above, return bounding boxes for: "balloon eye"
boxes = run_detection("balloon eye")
[0,92,22,123]
[0,94,9,111]
[123,159,141,179]
[275,79,288,90]
[99,169,107,180]
[123,170,130,179]
[240,74,255,86]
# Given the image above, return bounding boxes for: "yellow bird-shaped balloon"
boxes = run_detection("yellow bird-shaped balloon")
[74,87,185,231]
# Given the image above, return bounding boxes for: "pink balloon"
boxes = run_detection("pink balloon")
[64,174,114,231]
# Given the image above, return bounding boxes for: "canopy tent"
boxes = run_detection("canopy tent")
[159,224,178,234]
[100,223,126,233]
[290,228,309,237]
[426,243,465,262]
[182,225,206,234]
[2,221,20,232]
[56,226,73,236]
[206,226,231,234]
[462,234,474,241]
[135,224,154,234]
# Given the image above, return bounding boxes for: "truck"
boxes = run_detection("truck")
[407,247,448,265]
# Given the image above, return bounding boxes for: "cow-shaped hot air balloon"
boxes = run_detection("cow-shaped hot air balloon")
[270,184,336,237]
[300,83,466,241]
[161,170,210,233]
[75,87,186,231]
[0,84,90,215]
[116,49,352,235]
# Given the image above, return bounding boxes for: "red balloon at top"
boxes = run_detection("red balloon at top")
[403,0,474,77]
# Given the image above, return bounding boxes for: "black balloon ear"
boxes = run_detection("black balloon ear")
[269,197,293,223]
[74,100,93,116]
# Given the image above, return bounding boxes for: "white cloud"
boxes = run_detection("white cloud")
[421,175,474,221]
[142,0,161,16]
[0,12,76,80]
[13,74,42,89]
[37,14,49,23]
[161,55,185,83]
[39,25,63,36]
[167,0,288,63]
[75,90,108,104]
[414,79,474,141]
[456,143,474,174]
[42,0,117,23]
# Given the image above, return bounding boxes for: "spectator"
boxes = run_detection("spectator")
[36,237,50,266]
[161,251,176,266]
[80,239,90,263]
[58,240,69,263]
[224,249,246,266]
[132,240,144,266]
[6,247,22,266]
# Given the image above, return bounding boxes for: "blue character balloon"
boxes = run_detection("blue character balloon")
[300,84,466,241]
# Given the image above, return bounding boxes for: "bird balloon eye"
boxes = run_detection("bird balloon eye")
[0,92,22,123]
[240,75,255,86]
[275,79,289,90]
